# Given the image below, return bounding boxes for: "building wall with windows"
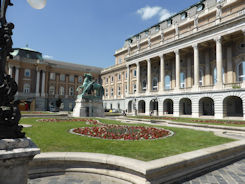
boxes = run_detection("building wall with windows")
[7,48,102,111]
[101,0,245,119]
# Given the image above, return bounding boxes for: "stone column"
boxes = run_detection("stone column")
[127,65,130,95]
[205,51,211,86]
[187,57,192,87]
[175,50,180,89]
[136,62,140,94]
[147,58,152,93]
[36,70,40,97]
[15,67,19,85]
[8,65,13,77]
[226,47,233,84]
[215,36,223,87]
[41,71,46,97]
[193,43,199,88]
[160,54,165,92]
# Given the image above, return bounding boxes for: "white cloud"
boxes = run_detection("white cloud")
[43,55,53,59]
[159,9,172,22]
[137,6,173,22]
[137,6,161,20]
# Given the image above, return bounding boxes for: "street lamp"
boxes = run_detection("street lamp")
[0,0,46,139]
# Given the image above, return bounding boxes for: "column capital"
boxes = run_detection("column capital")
[214,36,222,43]
[136,61,140,66]
[146,58,151,63]
[159,54,164,59]
[242,29,245,36]
[174,50,179,55]
[192,43,199,49]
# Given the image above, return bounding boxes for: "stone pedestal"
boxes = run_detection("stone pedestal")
[0,138,40,184]
[73,98,104,117]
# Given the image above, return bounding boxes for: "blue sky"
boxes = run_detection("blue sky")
[8,0,200,68]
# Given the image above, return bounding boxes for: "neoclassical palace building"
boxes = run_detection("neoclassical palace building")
[7,48,102,111]
[101,0,245,119]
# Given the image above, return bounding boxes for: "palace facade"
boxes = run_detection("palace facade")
[7,48,102,111]
[101,0,245,119]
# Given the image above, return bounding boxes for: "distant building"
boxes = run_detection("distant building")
[101,0,245,119]
[7,48,102,111]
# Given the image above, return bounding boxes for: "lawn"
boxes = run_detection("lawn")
[130,116,245,127]
[21,118,234,161]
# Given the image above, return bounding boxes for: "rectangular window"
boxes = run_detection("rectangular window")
[60,74,65,81]
[24,69,31,77]
[78,76,83,83]
[69,75,74,83]
[118,86,121,96]
[111,88,114,96]
[50,73,55,80]
[167,19,172,27]
[133,84,136,93]
[133,69,136,77]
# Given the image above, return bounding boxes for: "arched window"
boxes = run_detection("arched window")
[60,86,65,96]
[23,83,30,93]
[237,61,245,82]
[180,72,185,88]
[165,75,171,90]
[49,86,55,95]
[152,77,158,90]
[142,80,147,91]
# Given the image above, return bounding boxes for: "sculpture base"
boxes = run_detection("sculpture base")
[0,138,40,184]
[72,99,104,117]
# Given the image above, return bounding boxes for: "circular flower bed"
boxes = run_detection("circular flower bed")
[37,118,173,140]
[72,124,172,141]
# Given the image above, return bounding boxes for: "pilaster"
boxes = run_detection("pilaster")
[193,43,199,88]
[160,54,165,92]
[175,50,180,90]
[147,58,152,93]
[36,70,40,97]
[136,62,140,94]
[215,36,223,88]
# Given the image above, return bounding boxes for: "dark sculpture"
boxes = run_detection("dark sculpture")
[77,73,104,100]
[0,0,25,139]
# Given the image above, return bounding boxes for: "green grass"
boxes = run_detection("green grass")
[21,118,234,161]
[130,116,245,127]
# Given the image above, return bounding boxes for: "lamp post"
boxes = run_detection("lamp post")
[0,0,46,139]
[0,1,45,184]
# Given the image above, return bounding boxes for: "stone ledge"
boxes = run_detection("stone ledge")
[29,140,245,184]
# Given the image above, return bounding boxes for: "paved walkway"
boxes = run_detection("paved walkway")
[29,117,245,184]
[183,158,245,184]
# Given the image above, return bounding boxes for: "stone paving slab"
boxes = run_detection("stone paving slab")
[28,173,131,184]
[183,158,245,184]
